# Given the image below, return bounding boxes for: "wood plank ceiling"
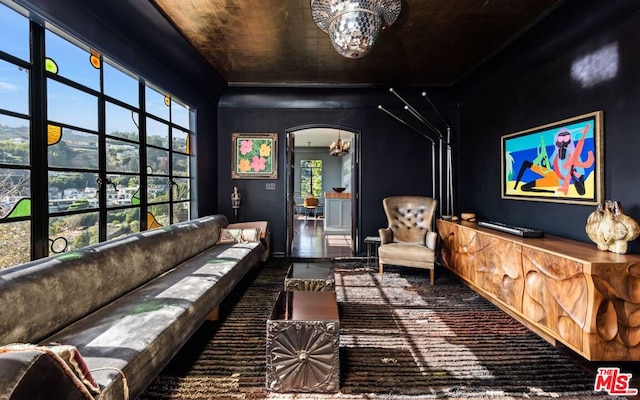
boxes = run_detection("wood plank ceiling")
[151,0,564,87]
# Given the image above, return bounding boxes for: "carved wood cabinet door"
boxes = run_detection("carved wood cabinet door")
[436,219,640,361]
[521,247,587,353]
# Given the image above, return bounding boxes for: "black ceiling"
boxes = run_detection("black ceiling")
[149,0,564,87]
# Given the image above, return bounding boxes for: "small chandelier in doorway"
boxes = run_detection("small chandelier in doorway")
[329,130,350,157]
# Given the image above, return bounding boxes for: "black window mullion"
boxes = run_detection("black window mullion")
[0,49,30,68]
[188,110,196,219]
[97,62,107,243]
[29,21,49,260]
[139,80,148,231]
[168,104,174,223]
[45,73,101,99]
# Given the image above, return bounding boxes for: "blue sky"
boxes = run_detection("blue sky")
[0,2,190,133]
[504,119,595,153]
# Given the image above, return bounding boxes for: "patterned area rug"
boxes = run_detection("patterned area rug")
[140,258,628,399]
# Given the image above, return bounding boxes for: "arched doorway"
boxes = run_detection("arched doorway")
[285,125,360,258]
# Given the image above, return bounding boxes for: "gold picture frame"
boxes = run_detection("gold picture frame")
[231,133,278,179]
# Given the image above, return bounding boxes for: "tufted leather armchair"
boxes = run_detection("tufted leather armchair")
[378,196,438,284]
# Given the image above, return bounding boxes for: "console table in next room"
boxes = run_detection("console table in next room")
[437,219,640,362]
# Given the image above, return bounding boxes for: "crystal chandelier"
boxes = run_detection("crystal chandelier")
[329,131,351,156]
[310,0,401,59]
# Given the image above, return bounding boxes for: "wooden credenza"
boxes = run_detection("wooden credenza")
[437,219,640,361]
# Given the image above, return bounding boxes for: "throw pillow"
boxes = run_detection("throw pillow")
[239,227,260,243]
[216,228,261,244]
[217,228,241,244]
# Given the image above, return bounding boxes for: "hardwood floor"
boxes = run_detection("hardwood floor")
[291,215,353,259]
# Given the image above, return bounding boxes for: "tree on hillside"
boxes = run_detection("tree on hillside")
[0,169,30,218]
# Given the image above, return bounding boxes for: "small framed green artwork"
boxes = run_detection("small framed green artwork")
[502,111,603,205]
[232,133,278,179]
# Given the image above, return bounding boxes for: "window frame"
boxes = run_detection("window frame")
[300,158,323,198]
[0,1,196,268]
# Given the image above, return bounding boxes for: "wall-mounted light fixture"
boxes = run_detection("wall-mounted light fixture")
[231,186,241,221]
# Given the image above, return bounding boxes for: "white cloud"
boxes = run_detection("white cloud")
[0,81,19,92]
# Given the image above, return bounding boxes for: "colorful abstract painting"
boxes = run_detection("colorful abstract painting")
[232,133,278,179]
[502,111,603,205]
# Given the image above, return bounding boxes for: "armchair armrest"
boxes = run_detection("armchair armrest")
[426,231,438,250]
[378,228,393,244]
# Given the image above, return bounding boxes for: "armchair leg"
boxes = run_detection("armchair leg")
[430,268,434,285]
[379,262,384,278]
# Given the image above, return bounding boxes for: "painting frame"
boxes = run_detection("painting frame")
[501,111,603,205]
[231,133,278,179]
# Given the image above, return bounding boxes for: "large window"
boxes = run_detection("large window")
[300,159,323,198]
[0,2,196,269]
[0,4,32,268]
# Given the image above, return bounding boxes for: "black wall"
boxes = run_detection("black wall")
[456,0,640,252]
[218,87,459,255]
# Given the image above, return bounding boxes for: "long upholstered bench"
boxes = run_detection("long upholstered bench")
[0,214,268,400]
